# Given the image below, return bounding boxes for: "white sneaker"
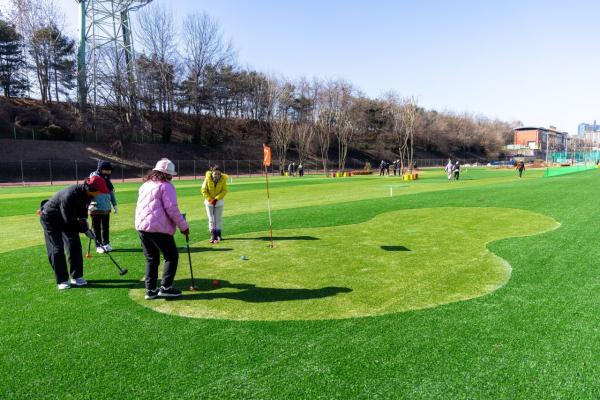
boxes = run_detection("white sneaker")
[104,244,113,252]
[70,277,88,286]
[57,282,70,290]
[96,246,105,254]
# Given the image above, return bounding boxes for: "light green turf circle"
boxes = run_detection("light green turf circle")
[130,207,559,321]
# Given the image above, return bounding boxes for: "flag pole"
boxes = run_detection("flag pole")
[264,165,274,248]
[263,144,274,248]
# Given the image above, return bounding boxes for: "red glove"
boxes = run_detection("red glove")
[210,199,217,205]
[181,228,190,238]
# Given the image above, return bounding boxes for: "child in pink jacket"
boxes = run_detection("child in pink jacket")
[135,158,189,300]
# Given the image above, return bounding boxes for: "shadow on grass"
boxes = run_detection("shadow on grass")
[380,245,410,252]
[85,279,143,289]
[172,278,351,303]
[224,236,319,241]
[110,247,233,253]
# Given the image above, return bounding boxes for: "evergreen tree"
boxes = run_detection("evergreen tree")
[0,19,29,97]
[30,24,75,103]
[50,29,76,101]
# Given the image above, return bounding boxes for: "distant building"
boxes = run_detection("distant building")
[584,131,600,148]
[507,127,568,159]
[513,127,567,150]
[578,121,600,138]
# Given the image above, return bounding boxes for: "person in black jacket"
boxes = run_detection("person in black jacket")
[39,176,106,290]
[516,160,525,178]
[452,161,461,180]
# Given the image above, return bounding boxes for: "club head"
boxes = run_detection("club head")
[119,269,128,276]
[188,286,198,291]
[85,253,92,259]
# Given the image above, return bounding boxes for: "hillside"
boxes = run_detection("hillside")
[0,97,489,183]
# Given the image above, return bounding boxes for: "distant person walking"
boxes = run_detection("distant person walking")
[89,160,118,253]
[445,159,453,181]
[201,165,228,243]
[516,160,525,178]
[135,158,189,300]
[453,161,461,180]
[298,162,304,177]
[380,160,386,176]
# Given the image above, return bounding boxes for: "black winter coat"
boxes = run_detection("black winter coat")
[41,184,91,232]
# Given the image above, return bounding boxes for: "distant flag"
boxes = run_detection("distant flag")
[263,144,272,167]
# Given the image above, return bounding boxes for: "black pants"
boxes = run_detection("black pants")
[518,168,524,178]
[91,213,110,245]
[40,217,83,283]
[138,231,179,290]
[454,171,460,180]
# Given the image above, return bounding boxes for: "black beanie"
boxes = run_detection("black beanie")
[98,160,113,171]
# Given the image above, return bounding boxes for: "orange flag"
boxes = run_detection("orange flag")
[263,144,272,166]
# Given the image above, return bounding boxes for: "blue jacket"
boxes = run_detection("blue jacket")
[89,163,117,213]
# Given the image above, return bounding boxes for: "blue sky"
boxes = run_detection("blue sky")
[4,0,600,133]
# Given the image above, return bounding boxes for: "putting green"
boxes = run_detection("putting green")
[130,207,559,321]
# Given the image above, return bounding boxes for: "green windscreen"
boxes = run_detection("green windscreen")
[545,151,599,177]
[544,164,597,177]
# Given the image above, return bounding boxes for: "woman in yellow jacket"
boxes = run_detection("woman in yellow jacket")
[201,165,228,243]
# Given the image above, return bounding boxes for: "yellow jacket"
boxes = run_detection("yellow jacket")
[201,171,228,201]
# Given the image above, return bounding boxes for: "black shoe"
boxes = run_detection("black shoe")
[158,286,182,298]
[144,289,159,300]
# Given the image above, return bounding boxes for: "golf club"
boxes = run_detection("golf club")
[182,213,198,291]
[212,202,218,242]
[86,229,128,276]
[104,250,128,276]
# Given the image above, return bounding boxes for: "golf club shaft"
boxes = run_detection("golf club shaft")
[186,236,196,287]
[104,248,127,275]
[85,229,126,275]
[212,203,216,232]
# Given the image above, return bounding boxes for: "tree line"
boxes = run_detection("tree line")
[0,1,517,171]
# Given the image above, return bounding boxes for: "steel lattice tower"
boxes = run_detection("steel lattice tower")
[76,0,153,123]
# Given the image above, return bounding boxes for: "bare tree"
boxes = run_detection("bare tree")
[182,11,235,115]
[401,96,418,173]
[383,92,407,172]
[320,80,354,171]
[315,110,332,174]
[137,2,178,113]
[271,117,294,174]
[294,122,314,164]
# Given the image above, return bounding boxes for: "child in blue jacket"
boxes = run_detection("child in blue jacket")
[89,161,118,252]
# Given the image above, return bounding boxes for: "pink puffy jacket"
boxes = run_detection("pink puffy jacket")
[135,180,189,235]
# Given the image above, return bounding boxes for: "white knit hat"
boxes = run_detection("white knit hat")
[153,158,177,176]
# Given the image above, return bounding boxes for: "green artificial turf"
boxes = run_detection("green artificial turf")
[133,207,557,320]
[1,167,600,399]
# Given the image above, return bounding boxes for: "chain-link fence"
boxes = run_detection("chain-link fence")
[0,158,483,185]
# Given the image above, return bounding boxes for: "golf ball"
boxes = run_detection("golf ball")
[241,255,248,260]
